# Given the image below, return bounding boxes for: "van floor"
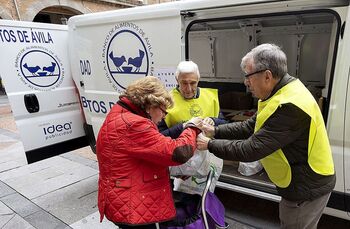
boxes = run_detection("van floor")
[220,161,275,191]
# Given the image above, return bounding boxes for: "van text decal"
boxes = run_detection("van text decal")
[81,96,115,114]
[102,22,154,93]
[0,29,53,43]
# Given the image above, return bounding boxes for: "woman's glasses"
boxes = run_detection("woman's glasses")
[158,106,168,116]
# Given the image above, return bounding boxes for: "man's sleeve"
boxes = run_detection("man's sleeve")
[211,110,229,126]
[208,104,310,162]
[214,113,256,140]
[158,119,184,139]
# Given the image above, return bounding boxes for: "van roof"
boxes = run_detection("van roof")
[68,0,349,28]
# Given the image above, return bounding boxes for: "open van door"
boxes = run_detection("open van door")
[0,20,87,163]
[68,3,182,140]
[343,5,350,214]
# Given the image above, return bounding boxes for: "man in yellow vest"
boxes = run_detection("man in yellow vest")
[158,60,226,138]
[196,44,336,229]
[158,60,226,203]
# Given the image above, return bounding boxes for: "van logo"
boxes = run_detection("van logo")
[42,122,73,140]
[102,23,154,92]
[15,46,64,91]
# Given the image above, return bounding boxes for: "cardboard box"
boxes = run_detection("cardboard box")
[219,92,253,110]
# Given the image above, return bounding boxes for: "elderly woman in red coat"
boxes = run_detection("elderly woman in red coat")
[96,76,201,229]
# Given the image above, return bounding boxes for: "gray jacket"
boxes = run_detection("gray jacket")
[208,74,335,201]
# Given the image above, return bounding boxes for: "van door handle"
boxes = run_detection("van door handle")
[24,94,40,113]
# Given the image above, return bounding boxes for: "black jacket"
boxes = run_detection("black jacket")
[208,74,335,201]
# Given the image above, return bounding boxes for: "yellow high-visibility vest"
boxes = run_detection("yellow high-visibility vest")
[165,88,220,127]
[256,79,334,188]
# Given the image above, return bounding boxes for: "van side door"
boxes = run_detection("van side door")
[0,20,87,163]
[68,4,182,140]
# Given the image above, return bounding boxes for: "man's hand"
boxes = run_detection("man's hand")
[197,121,215,138]
[196,133,210,150]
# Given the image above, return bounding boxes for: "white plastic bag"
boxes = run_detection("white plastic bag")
[170,150,223,195]
[238,161,263,176]
[169,149,209,177]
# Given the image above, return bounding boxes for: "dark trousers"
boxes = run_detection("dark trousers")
[279,192,331,229]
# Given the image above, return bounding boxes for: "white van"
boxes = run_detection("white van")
[1,0,350,221]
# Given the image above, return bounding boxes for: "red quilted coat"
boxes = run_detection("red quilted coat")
[96,97,199,225]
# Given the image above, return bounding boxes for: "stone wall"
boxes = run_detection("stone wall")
[145,0,173,4]
[0,0,153,21]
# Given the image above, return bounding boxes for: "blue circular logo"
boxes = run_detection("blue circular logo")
[105,29,150,90]
[19,49,61,88]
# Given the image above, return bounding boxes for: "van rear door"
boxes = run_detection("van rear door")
[343,5,350,214]
[68,4,182,139]
[0,20,87,163]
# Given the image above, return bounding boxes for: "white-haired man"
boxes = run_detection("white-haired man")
[159,60,226,138]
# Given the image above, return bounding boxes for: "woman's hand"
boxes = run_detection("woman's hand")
[196,133,210,150]
[203,117,214,126]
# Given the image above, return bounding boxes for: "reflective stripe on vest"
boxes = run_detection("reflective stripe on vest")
[255,79,334,188]
[165,88,220,127]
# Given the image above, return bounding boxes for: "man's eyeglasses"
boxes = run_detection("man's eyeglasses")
[159,107,168,116]
[244,69,269,79]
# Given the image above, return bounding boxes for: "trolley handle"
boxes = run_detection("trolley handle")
[201,169,215,229]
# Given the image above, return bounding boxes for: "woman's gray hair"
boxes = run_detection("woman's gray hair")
[121,76,174,110]
[175,60,200,79]
[241,43,288,79]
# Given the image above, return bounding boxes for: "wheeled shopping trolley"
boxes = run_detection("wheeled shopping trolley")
[162,169,229,229]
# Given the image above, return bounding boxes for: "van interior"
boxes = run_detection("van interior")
[186,11,339,194]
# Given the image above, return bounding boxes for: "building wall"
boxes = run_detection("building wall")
[0,0,150,21]
[145,0,174,4]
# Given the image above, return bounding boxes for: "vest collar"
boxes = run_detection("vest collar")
[263,74,296,101]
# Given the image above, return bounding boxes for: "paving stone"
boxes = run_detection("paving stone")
[0,181,15,198]
[24,210,70,229]
[0,133,17,143]
[70,211,117,229]
[0,156,97,199]
[0,128,20,140]
[0,142,27,173]
[0,156,79,181]
[32,175,98,225]
[0,193,41,218]
[0,141,16,150]
[1,214,35,229]
[0,201,13,215]
[0,201,30,229]
[61,152,98,171]
[0,212,15,228]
